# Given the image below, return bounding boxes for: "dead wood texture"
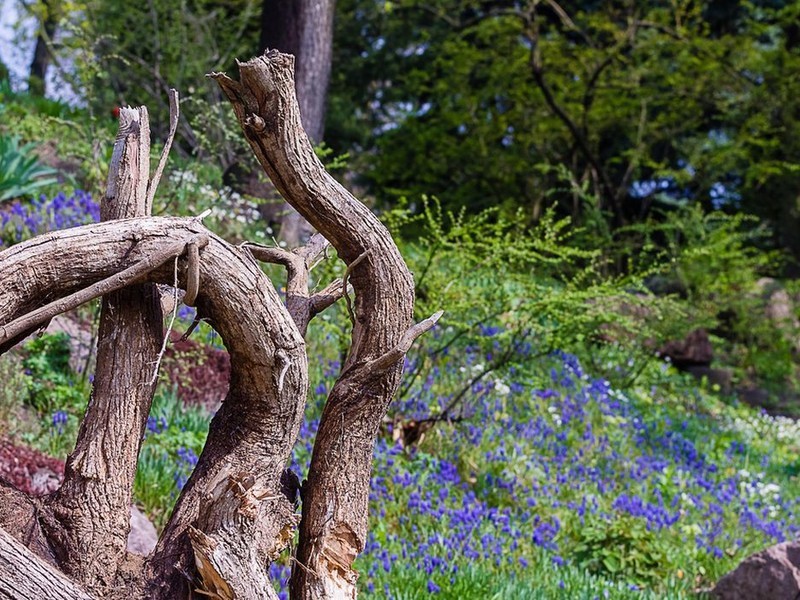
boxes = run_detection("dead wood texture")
[0,50,430,600]
[214,51,419,599]
[43,105,164,594]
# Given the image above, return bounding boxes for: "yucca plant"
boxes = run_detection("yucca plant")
[0,135,58,202]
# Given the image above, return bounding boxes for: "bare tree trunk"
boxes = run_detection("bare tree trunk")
[215,51,437,599]
[29,0,60,96]
[258,0,335,246]
[0,528,94,600]
[259,0,334,144]
[39,106,162,594]
[0,217,307,597]
[0,51,432,599]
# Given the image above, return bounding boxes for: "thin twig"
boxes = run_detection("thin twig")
[146,88,180,209]
[180,314,203,342]
[150,255,180,385]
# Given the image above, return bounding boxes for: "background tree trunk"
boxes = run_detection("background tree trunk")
[259,0,335,144]
[258,0,336,246]
[28,0,61,96]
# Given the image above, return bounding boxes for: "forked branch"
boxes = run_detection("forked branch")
[214,51,428,599]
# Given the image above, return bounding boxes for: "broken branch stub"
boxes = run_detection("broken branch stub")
[44,105,164,593]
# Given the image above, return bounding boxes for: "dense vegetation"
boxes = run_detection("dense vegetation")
[2,0,800,597]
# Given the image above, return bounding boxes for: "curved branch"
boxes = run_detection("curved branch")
[0,217,308,598]
[214,53,419,599]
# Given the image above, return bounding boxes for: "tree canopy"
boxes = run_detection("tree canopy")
[327,0,800,256]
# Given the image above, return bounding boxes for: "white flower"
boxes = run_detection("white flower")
[494,380,511,396]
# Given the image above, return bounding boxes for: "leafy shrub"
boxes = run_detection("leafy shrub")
[21,333,86,415]
[0,135,58,202]
[612,205,794,391]
[382,198,693,415]
[572,516,668,586]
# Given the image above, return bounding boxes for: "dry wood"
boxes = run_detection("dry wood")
[146,89,180,209]
[214,51,422,599]
[0,216,307,598]
[42,105,165,593]
[0,529,95,600]
[0,51,433,600]
[0,236,190,345]
[243,232,336,336]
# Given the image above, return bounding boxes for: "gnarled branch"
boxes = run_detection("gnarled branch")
[214,51,423,599]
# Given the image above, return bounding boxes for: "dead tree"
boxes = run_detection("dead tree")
[0,51,439,599]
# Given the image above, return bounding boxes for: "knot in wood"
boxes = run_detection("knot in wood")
[245,114,266,132]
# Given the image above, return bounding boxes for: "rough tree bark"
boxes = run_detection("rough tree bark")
[43,104,163,595]
[0,51,434,599]
[214,51,441,599]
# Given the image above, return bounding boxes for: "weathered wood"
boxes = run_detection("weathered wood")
[42,105,164,593]
[188,470,297,600]
[1,53,430,599]
[0,217,307,598]
[214,51,418,599]
[0,528,95,600]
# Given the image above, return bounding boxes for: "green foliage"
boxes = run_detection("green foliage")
[330,0,800,259]
[384,198,692,409]
[609,205,795,391]
[0,79,76,120]
[133,388,210,527]
[361,549,689,599]
[21,333,85,415]
[0,135,58,201]
[58,0,261,168]
[0,80,117,193]
[0,352,29,437]
[572,516,667,586]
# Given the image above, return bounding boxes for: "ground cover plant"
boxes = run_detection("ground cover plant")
[9,314,800,599]
[2,7,800,595]
[3,185,800,598]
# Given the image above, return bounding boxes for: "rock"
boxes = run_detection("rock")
[48,313,95,375]
[712,541,800,600]
[30,467,61,495]
[755,278,800,353]
[659,328,713,368]
[738,387,771,408]
[128,505,159,556]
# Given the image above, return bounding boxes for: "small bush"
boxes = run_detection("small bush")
[0,135,58,202]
